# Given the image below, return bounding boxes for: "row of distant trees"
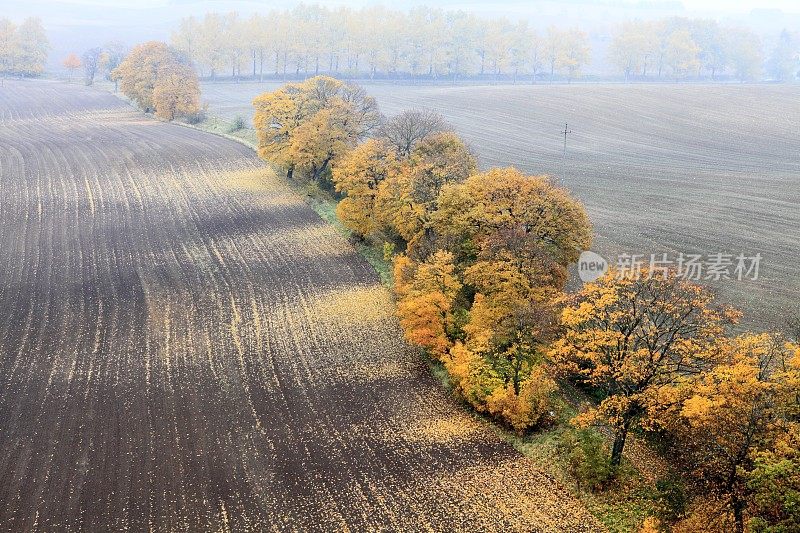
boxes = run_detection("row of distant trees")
[609,18,799,82]
[0,17,48,79]
[172,8,590,82]
[61,43,127,86]
[171,7,800,83]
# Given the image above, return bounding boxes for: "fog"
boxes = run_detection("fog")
[5,0,800,72]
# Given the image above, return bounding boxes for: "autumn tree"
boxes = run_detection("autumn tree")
[0,19,15,82]
[253,76,380,182]
[418,168,588,430]
[747,423,800,532]
[557,29,591,81]
[529,30,544,83]
[545,26,563,81]
[727,28,763,82]
[331,139,398,237]
[102,41,127,90]
[375,131,476,254]
[665,29,700,80]
[82,47,102,86]
[768,30,800,82]
[14,17,48,77]
[692,19,727,79]
[112,41,200,121]
[394,251,462,359]
[152,62,201,121]
[665,334,799,533]
[379,109,446,158]
[609,21,656,80]
[62,53,81,81]
[551,268,735,468]
[431,168,592,284]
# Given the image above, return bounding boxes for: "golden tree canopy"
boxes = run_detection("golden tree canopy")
[252,76,380,181]
[432,167,592,286]
[550,268,736,466]
[112,41,200,120]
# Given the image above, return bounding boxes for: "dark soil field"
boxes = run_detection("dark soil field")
[0,80,600,531]
[201,81,800,330]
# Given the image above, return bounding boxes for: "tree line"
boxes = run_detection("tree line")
[61,42,127,86]
[251,75,800,531]
[609,18,798,82]
[172,8,590,82]
[172,7,800,83]
[0,17,48,79]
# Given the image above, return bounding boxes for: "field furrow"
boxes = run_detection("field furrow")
[0,80,600,531]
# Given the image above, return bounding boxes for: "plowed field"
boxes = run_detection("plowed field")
[0,80,600,532]
[202,81,800,329]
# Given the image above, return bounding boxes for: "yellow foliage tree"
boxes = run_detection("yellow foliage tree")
[252,76,380,181]
[638,516,663,533]
[394,251,461,359]
[664,334,798,533]
[431,167,592,287]
[485,366,556,433]
[152,62,201,121]
[332,139,399,237]
[14,17,48,77]
[550,268,736,468]
[375,131,476,254]
[112,41,200,120]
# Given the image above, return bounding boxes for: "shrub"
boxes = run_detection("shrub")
[560,428,615,491]
[184,107,207,125]
[653,474,688,522]
[485,366,557,433]
[228,114,246,132]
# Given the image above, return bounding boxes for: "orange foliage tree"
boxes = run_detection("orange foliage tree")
[550,268,736,468]
[62,53,81,81]
[662,334,799,533]
[389,164,591,431]
[393,251,461,359]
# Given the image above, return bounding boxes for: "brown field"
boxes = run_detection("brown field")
[0,80,601,531]
[201,81,800,330]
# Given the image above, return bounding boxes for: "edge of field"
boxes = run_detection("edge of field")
[180,116,395,287]
[182,113,668,533]
[93,80,667,531]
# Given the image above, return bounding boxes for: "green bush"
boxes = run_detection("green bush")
[653,474,688,522]
[560,428,614,491]
[184,107,207,125]
[228,115,247,132]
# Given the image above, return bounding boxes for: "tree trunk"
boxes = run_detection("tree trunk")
[610,418,631,467]
[732,495,745,533]
[313,158,331,182]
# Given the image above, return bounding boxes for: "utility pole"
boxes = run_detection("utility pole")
[561,123,572,177]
